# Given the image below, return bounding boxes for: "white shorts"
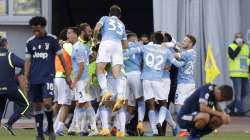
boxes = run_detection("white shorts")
[74,80,93,103]
[54,78,72,105]
[175,83,196,105]
[96,40,123,66]
[105,76,128,100]
[143,78,171,101]
[89,85,101,102]
[126,71,143,106]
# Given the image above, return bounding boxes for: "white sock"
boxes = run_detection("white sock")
[158,106,167,125]
[86,107,97,130]
[100,107,111,129]
[80,109,89,132]
[118,108,126,132]
[115,76,125,98]
[137,100,145,122]
[148,110,158,134]
[68,107,80,131]
[97,74,108,92]
[56,121,65,132]
[114,115,119,129]
[53,109,60,131]
[165,109,177,128]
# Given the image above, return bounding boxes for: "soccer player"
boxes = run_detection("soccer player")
[67,27,98,136]
[93,5,127,106]
[123,32,145,136]
[78,23,92,47]
[0,37,30,136]
[124,32,184,136]
[24,16,71,140]
[177,84,233,140]
[93,5,128,135]
[174,34,197,137]
[53,29,73,136]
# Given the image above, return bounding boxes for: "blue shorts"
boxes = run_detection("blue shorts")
[29,81,54,102]
[177,111,198,131]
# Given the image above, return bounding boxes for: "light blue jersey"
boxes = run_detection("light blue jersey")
[124,44,185,80]
[98,16,127,42]
[124,42,142,73]
[178,49,196,84]
[71,42,89,80]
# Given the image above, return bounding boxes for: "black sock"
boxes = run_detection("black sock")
[35,112,44,137]
[45,110,54,132]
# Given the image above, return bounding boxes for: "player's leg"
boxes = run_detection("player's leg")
[29,84,45,139]
[0,95,7,126]
[143,80,158,135]
[4,89,29,134]
[96,41,113,102]
[55,78,72,135]
[116,106,126,137]
[175,84,196,137]
[42,81,56,140]
[129,72,145,135]
[154,79,172,136]
[84,102,98,136]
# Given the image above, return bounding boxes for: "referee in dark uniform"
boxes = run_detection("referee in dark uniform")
[0,37,30,136]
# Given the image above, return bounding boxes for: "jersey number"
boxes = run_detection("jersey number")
[183,61,194,75]
[145,53,164,70]
[108,19,123,36]
[46,83,54,91]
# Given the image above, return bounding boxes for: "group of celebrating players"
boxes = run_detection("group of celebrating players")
[0,4,234,140]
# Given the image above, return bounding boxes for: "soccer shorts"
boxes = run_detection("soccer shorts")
[74,80,93,103]
[54,77,72,105]
[143,78,170,101]
[175,83,196,105]
[96,40,123,66]
[126,71,143,106]
[29,80,54,102]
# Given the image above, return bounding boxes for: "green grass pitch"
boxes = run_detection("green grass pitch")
[0,129,249,140]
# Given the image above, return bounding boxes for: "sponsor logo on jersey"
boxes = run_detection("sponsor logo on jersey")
[33,52,48,59]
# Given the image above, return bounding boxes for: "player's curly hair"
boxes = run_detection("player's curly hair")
[152,31,164,44]
[29,16,47,27]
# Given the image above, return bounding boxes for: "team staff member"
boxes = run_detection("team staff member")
[0,37,29,136]
[24,16,71,140]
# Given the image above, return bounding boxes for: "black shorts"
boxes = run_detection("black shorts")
[177,111,198,131]
[29,81,54,102]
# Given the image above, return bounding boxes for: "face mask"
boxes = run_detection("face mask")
[235,38,243,45]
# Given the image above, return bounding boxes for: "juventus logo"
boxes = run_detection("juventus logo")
[45,43,50,50]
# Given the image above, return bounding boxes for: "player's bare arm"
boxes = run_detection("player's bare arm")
[93,23,102,46]
[122,40,128,49]
[24,58,31,91]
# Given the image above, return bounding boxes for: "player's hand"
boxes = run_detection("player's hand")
[220,113,231,124]
[175,53,181,59]
[70,80,77,89]
[164,64,172,71]
[23,76,29,93]
[66,75,72,87]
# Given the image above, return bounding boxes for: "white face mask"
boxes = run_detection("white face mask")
[235,38,243,45]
